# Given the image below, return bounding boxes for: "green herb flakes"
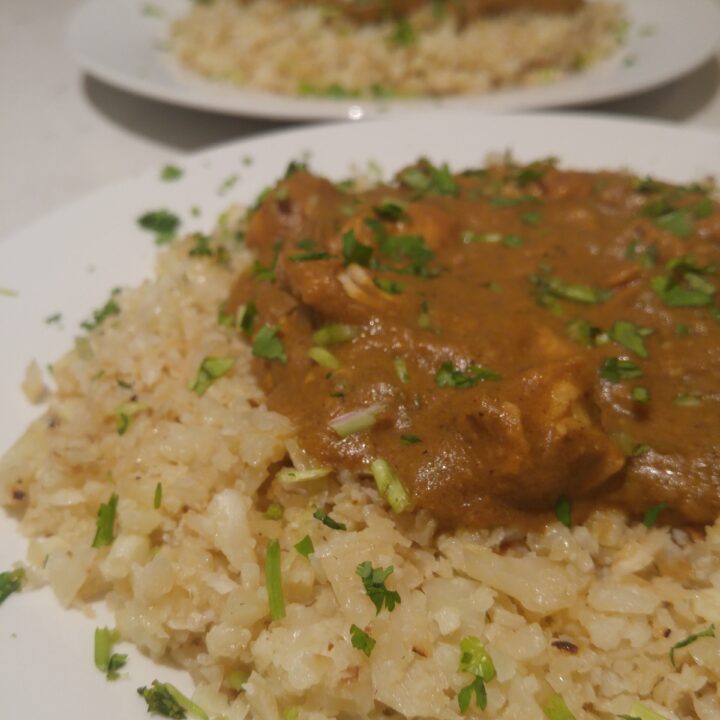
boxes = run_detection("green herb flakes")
[294,535,315,558]
[374,199,407,220]
[313,509,347,531]
[642,502,667,527]
[312,323,357,346]
[350,624,376,657]
[265,502,284,521]
[632,386,650,403]
[189,356,236,396]
[554,495,572,528]
[458,636,496,681]
[374,277,404,294]
[342,229,373,267]
[92,493,119,549]
[94,627,127,680]
[400,434,421,445]
[239,301,257,335]
[138,209,180,245]
[137,681,209,720]
[543,693,577,720]
[670,624,715,667]
[153,482,163,509]
[265,539,285,621]
[115,401,147,435]
[611,320,649,358]
[81,290,121,331]
[160,165,183,181]
[531,275,611,305]
[599,357,643,383]
[436,361,501,389]
[458,676,487,713]
[356,561,401,614]
[673,392,703,407]
[308,347,340,369]
[252,325,287,364]
[0,568,25,605]
[45,313,62,325]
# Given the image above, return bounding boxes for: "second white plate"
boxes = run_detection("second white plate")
[67,0,720,121]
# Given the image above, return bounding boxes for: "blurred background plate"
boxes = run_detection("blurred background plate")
[66,0,720,121]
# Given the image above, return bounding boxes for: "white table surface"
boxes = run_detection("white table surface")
[1,0,719,240]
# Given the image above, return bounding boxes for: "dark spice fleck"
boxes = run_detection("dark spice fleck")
[551,640,579,654]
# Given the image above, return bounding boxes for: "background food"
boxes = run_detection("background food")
[1,194,718,719]
[171,0,624,97]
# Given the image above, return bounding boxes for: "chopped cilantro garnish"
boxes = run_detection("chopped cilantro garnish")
[374,277,404,294]
[0,568,25,605]
[251,243,281,281]
[655,210,694,238]
[160,165,183,181]
[642,502,667,527]
[521,211,541,225]
[390,18,415,46]
[435,361,501,388]
[45,313,62,325]
[673,392,703,407]
[81,291,121,331]
[693,197,714,219]
[189,356,235,396]
[138,210,180,245]
[675,323,689,336]
[265,503,285,520]
[554,495,572,528]
[294,535,315,558]
[137,681,208,720]
[288,251,333,262]
[599,357,643,383]
[239,301,257,335]
[188,233,213,257]
[313,508,347,531]
[374,199,407,220]
[285,160,308,177]
[252,325,287,364]
[458,676,487,713]
[400,434,421,445]
[610,320,649,358]
[92,493,119,549]
[670,624,715,666]
[356,561,401,614]
[566,319,604,347]
[458,636,496,681]
[350,624,376,657]
[94,627,127,680]
[342,230,373,267]
[265,539,285,621]
[153,482,162,509]
[393,357,409,383]
[399,161,459,197]
[115,401,147,435]
[226,670,249,692]
[543,693,576,720]
[531,275,611,305]
[651,257,716,307]
[218,175,238,194]
[632,386,650,403]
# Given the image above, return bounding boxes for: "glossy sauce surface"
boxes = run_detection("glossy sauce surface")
[229,160,720,528]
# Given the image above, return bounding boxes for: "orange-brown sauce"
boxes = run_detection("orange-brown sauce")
[229,159,720,529]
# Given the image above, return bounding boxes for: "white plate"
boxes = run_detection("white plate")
[67,0,720,121]
[2,113,720,718]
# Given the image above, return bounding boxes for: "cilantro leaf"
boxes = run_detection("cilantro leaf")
[294,535,315,558]
[435,361,501,388]
[599,357,643,383]
[160,165,183,181]
[252,325,287,364]
[610,320,649,358]
[81,290,121,331]
[356,561,401,614]
[137,681,209,719]
[138,210,180,245]
[189,356,236,396]
[670,624,715,667]
[350,624,376,657]
[92,493,119,548]
[0,568,25,605]
[642,502,668,527]
[342,230,373,267]
[554,495,572,528]
[458,676,487,713]
[313,508,346,531]
[94,627,127,680]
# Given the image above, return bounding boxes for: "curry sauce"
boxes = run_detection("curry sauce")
[228,159,720,529]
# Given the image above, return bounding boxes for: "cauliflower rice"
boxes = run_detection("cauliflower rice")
[1,204,720,720]
[171,0,625,98]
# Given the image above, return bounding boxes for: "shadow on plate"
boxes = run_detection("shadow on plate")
[82,56,719,150]
[592,56,719,121]
[83,76,293,151]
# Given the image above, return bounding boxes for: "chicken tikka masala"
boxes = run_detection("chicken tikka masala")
[228,159,720,529]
